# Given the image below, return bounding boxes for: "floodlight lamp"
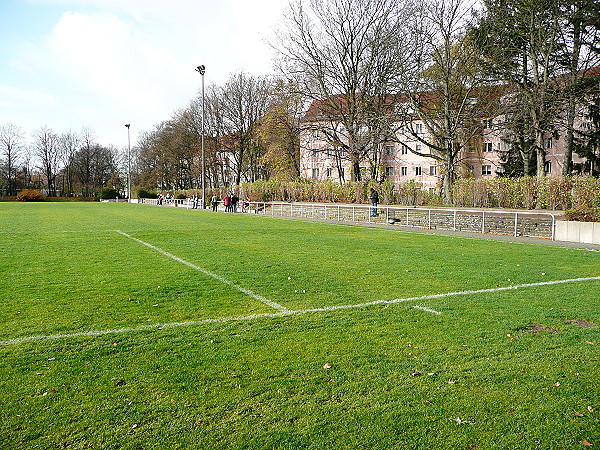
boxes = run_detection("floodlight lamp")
[196,65,206,75]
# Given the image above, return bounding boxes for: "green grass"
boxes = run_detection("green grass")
[0,202,598,449]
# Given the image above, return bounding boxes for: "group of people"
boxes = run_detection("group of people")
[209,193,251,213]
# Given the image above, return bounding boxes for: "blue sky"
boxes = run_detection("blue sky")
[0,0,286,149]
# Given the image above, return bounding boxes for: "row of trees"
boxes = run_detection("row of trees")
[4,0,598,203]
[275,0,600,202]
[136,75,303,192]
[0,124,122,197]
[136,0,599,205]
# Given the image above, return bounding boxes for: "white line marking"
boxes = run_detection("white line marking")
[2,276,598,346]
[115,230,289,313]
[413,305,441,315]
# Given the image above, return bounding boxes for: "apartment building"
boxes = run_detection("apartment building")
[300,100,591,189]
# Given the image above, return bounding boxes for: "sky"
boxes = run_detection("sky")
[0,0,288,150]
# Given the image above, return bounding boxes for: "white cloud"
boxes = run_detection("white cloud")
[4,0,288,147]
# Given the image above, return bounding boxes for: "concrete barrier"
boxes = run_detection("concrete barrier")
[556,221,600,244]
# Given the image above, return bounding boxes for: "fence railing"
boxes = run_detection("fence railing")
[250,202,557,240]
[138,199,557,240]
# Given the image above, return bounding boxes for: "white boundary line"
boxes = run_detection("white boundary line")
[2,276,598,346]
[115,230,289,313]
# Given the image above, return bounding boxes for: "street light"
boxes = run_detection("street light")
[195,65,206,209]
[125,124,131,202]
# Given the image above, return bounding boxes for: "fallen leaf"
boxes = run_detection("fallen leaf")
[448,380,456,385]
[411,371,422,376]
[553,382,561,387]
[132,424,138,429]
[588,406,595,413]
[574,412,585,417]
[582,439,592,447]
[586,341,594,345]
[323,363,332,369]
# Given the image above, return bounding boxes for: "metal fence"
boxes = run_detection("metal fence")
[138,198,557,240]
[250,202,557,240]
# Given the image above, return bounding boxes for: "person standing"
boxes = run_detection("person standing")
[211,194,218,212]
[369,187,379,217]
[231,194,239,213]
[223,194,231,212]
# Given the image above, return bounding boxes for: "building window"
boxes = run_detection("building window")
[326,168,333,178]
[415,123,423,134]
[401,166,407,176]
[401,146,408,155]
[483,119,493,129]
[415,144,422,153]
[546,138,553,149]
[415,166,422,176]
[311,149,318,157]
[385,166,394,177]
[312,130,320,138]
[482,165,492,176]
[484,142,493,153]
[429,166,437,176]
[384,145,394,156]
[545,161,552,174]
[312,168,320,178]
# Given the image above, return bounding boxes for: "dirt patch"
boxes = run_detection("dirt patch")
[523,323,560,334]
[561,318,597,328]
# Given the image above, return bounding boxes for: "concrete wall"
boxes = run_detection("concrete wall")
[556,220,600,244]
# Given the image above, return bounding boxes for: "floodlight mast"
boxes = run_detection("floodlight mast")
[195,65,206,208]
[125,124,131,202]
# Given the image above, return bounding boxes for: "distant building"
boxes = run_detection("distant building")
[300,86,596,189]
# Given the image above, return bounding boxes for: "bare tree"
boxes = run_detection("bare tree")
[0,123,25,196]
[218,72,273,185]
[58,130,82,196]
[34,126,61,196]
[396,0,497,203]
[275,0,417,181]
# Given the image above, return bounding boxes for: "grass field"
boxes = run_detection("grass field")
[0,202,598,449]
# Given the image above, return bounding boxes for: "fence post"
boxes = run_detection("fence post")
[428,210,431,229]
[482,211,485,234]
[338,205,341,222]
[453,210,457,231]
[514,212,518,237]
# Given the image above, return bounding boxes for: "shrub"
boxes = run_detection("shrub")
[137,188,158,199]
[564,207,599,222]
[98,187,119,200]
[16,189,46,202]
[175,193,187,200]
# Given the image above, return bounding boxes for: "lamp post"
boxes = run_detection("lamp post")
[125,124,131,202]
[195,65,206,209]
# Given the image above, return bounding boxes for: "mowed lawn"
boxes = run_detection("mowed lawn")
[0,202,598,449]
